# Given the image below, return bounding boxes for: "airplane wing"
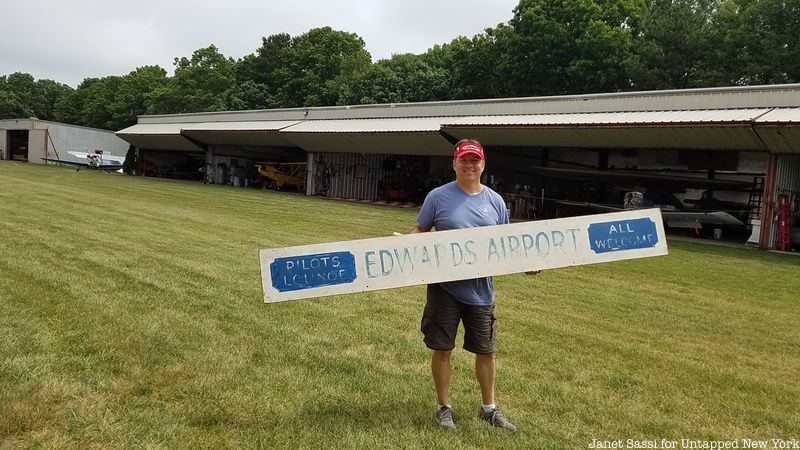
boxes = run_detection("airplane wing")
[66,151,125,164]
[663,211,744,228]
[557,200,744,228]
[530,166,753,191]
[41,157,123,171]
[556,200,623,212]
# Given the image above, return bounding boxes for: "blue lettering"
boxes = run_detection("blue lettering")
[464,240,477,265]
[364,251,378,278]
[507,235,520,257]
[420,245,431,264]
[487,238,500,262]
[535,232,550,256]
[450,242,464,266]
[566,228,579,251]
[379,249,394,276]
[552,230,565,253]
[522,234,535,257]
[393,247,415,274]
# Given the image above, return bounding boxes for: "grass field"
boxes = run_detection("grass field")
[1,161,799,449]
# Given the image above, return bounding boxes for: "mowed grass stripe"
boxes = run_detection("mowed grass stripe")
[1,162,799,449]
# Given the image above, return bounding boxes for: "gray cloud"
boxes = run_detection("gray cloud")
[1,0,518,87]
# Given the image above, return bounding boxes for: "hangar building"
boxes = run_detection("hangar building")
[1,118,129,166]
[116,84,800,250]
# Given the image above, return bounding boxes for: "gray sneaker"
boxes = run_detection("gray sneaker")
[478,407,517,432]
[435,406,456,430]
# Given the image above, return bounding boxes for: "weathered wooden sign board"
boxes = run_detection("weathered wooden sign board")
[259,208,668,303]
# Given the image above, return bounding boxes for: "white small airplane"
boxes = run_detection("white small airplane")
[43,151,125,172]
[558,199,744,228]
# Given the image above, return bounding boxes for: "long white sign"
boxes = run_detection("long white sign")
[259,208,668,303]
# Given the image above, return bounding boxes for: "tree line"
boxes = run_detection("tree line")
[1,0,797,131]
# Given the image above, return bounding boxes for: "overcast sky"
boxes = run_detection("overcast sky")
[1,0,519,88]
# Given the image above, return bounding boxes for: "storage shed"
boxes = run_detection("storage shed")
[1,118,129,165]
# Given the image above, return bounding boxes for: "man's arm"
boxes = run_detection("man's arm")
[409,224,430,234]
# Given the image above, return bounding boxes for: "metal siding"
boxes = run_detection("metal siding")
[0,119,33,129]
[27,129,47,163]
[321,152,384,200]
[27,121,129,164]
[0,129,6,160]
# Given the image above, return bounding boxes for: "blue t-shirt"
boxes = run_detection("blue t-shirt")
[416,181,509,306]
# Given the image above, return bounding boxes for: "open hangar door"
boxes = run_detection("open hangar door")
[138,149,206,180]
[441,111,775,240]
[8,130,29,161]
[481,145,766,241]
[206,144,306,188]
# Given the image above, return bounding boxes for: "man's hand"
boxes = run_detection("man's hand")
[409,224,430,234]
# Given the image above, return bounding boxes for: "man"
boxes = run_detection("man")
[410,139,521,432]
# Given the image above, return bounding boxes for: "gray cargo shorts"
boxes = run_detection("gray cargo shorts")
[421,283,496,354]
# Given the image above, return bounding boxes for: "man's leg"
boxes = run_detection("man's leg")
[475,352,495,405]
[432,350,453,406]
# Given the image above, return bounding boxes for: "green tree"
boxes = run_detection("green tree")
[626,0,716,89]
[70,76,122,129]
[0,72,71,120]
[109,66,168,129]
[506,0,645,95]
[149,45,235,114]
[0,76,32,118]
[706,0,799,85]
[122,145,137,175]
[214,80,271,110]
[340,53,450,104]
[277,27,372,107]
[34,79,73,121]
[239,33,292,94]
[446,25,516,99]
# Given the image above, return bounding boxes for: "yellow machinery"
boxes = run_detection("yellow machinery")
[256,162,306,191]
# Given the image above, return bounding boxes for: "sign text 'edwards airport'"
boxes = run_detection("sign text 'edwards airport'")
[259,208,668,303]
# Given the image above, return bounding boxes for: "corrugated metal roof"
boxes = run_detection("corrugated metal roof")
[116,104,800,155]
[182,120,300,131]
[117,123,184,135]
[135,84,800,123]
[281,117,446,133]
[444,127,765,150]
[283,133,453,155]
[116,123,203,151]
[179,120,302,147]
[444,109,771,127]
[756,107,800,123]
[754,127,800,153]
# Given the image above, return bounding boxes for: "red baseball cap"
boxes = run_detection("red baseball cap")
[453,141,485,160]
